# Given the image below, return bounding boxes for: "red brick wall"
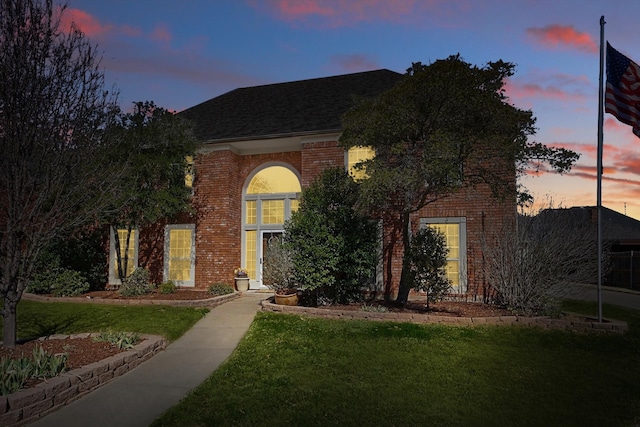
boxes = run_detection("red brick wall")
[300,140,344,186]
[192,149,302,287]
[132,139,515,297]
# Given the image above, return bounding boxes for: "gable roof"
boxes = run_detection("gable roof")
[179,69,403,143]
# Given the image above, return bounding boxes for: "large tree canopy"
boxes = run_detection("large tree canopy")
[339,55,579,304]
[108,101,197,281]
[0,0,122,346]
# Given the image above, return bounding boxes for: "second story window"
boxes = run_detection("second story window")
[347,146,375,180]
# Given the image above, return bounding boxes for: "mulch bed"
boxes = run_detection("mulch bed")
[0,337,130,390]
[70,289,217,301]
[315,300,514,318]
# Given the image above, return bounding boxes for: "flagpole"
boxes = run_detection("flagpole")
[596,15,605,323]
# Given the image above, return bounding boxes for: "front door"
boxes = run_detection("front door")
[256,230,283,289]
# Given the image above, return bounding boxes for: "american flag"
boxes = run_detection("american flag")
[605,42,640,138]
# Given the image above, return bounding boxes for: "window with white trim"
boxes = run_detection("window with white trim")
[420,217,467,293]
[164,224,195,287]
[243,165,300,284]
[109,228,139,285]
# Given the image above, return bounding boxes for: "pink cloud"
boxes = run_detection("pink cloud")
[330,54,379,72]
[526,25,597,54]
[151,24,172,43]
[504,71,590,105]
[252,0,469,28]
[273,0,335,18]
[61,7,113,36]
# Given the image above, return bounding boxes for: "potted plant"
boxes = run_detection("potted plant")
[262,236,297,305]
[234,268,250,292]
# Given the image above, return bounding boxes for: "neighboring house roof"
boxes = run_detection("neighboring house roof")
[179,69,403,143]
[542,206,640,245]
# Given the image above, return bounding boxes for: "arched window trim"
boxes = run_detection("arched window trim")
[241,162,301,287]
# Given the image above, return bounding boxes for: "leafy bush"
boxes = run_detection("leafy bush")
[27,267,90,297]
[93,330,140,349]
[26,273,55,295]
[407,227,452,307]
[54,229,107,291]
[119,268,153,297]
[159,280,177,294]
[50,269,90,297]
[285,167,378,305]
[208,283,234,296]
[30,231,107,293]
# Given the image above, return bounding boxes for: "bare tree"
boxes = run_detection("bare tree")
[0,0,121,347]
[482,207,605,315]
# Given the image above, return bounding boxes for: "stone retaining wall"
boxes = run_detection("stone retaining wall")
[0,334,166,427]
[260,300,628,334]
[23,291,240,307]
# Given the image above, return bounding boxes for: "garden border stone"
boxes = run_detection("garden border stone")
[22,291,240,307]
[0,334,165,427]
[260,300,628,334]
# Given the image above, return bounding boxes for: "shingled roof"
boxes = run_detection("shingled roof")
[179,69,403,143]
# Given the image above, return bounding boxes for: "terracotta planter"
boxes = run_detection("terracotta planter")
[274,292,298,306]
[234,277,250,292]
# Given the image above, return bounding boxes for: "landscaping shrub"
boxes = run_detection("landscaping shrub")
[285,167,378,305]
[27,266,90,297]
[0,346,68,396]
[482,207,603,315]
[119,268,153,297]
[407,227,451,307]
[93,330,140,349]
[262,236,296,294]
[54,229,107,291]
[208,283,234,296]
[159,280,177,294]
[50,269,90,297]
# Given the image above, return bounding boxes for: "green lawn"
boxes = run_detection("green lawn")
[5,300,209,342]
[152,300,640,427]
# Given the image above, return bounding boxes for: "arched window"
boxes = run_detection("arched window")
[243,165,300,286]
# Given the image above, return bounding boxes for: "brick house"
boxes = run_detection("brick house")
[108,69,516,299]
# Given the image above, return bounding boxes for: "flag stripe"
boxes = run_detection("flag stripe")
[605,42,640,138]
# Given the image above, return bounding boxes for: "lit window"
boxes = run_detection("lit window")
[420,217,467,293]
[262,200,285,224]
[164,225,195,286]
[246,230,257,279]
[185,155,194,188]
[246,200,256,225]
[347,146,374,180]
[243,165,301,287]
[247,166,301,194]
[109,228,138,284]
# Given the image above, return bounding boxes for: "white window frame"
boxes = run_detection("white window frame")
[164,224,196,287]
[108,228,139,285]
[242,162,301,289]
[419,217,467,293]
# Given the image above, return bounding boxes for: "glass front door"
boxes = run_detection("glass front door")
[258,231,283,288]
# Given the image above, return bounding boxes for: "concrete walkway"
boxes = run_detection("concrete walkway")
[564,283,640,311]
[29,292,268,427]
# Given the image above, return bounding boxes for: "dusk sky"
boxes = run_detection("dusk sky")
[65,0,640,219]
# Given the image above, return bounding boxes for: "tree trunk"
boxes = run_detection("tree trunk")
[2,296,18,348]
[395,212,413,305]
